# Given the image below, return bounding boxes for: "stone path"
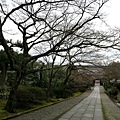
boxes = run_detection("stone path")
[7,90,91,120]
[6,85,120,120]
[58,85,103,120]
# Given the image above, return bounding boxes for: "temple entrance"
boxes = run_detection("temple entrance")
[93,79,103,86]
[95,79,100,86]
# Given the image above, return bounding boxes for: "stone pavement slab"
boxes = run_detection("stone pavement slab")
[58,85,103,120]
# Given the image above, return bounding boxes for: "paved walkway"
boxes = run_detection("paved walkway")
[58,85,103,120]
[6,85,120,120]
[7,89,92,120]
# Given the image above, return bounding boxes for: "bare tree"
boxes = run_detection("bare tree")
[0,0,118,112]
[104,62,120,80]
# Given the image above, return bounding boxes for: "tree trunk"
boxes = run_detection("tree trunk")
[4,71,22,113]
[39,65,44,87]
[46,83,52,101]
[4,88,17,113]
[0,63,7,88]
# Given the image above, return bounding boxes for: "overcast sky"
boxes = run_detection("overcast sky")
[2,0,120,39]
[103,0,120,63]
[1,0,120,63]
[105,0,120,27]
[0,0,119,64]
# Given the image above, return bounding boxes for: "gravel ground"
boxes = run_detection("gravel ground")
[6,91,91,120]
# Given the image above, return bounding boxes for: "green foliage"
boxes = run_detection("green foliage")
[54,81,88,99]
[53,67,66,80]
[0,50,25,67]
[0,99,7,108]
[68,81,88,93]
[79,87,86,92]
[13,52,24,65]
[0,109,11,119]
[54,86,73,98]
[24,72,39,85]
[107,87,118,98]
[0,50,8,63]
[6,72,16,86]
[103,81,111,90]
[62,89,73,98]
[24,67,49,88]
[116,83,120,91]
[79,83,88,92]
[15,88,35,109]
[54,86,63,98]
[28,87,46,100]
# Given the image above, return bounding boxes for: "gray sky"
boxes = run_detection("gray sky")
[2,0,120,40]
[105,0,120,27]
[1,0,120,63]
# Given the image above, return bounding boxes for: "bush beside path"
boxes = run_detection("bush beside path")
[6,90,92,120]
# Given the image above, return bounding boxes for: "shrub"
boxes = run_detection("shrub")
[62,89,73,98]
[116,83,120,90]
[28,87,46,100]
[79,86,86,92]
[54,87,73,98]
[54,87,63,98]
[67,81,88,93]
[78,83,88,92]
[107,87,118,98]
[15,89,35,109]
